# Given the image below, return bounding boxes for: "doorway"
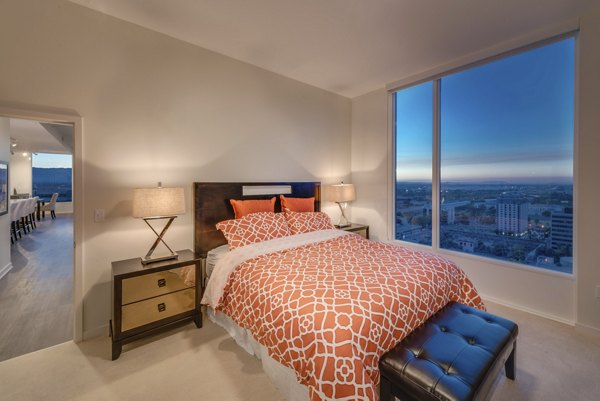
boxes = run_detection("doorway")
[0,106,83,361]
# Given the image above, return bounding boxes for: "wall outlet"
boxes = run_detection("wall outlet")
[94,209,105,223]
[596,285,600,299]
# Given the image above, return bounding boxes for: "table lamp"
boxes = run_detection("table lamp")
[328,182,355,228]
[133,182,185,264]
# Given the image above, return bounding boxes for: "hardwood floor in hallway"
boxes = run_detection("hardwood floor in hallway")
[0,214,73,362]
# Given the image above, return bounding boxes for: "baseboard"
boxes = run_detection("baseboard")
[480,294,575,326]
[575,322,600,337]
[83,323,109,340]
[0,262,13,281]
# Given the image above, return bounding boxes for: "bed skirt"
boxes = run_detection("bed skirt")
[208,307,309,401]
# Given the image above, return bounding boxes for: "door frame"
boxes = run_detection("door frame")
[0,104,84,342]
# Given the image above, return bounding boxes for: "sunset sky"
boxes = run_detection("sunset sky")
[32,153,72,169]
[395,37,574,184]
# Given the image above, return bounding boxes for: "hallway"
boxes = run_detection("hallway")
[0,214,73,362]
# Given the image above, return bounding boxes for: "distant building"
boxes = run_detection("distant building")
[497,196,529,234]
[484,199,497,208]
[444,207,456,225]
[536,255,556,268]
[396,197,412,208]
[551,207,573,251]
[560,256,573,270]
[424,201,468,225]
[458,240,475,253]
[529,204,563,216]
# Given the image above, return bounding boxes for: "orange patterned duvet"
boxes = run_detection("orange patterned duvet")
[214,233,483,401]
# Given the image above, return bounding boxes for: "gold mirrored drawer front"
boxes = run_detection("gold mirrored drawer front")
[121,288,195,332]
[121,267,192,305]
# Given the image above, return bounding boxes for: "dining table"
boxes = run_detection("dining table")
[9,197,45,221]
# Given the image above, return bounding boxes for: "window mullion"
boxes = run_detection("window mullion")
[432,79,441,250]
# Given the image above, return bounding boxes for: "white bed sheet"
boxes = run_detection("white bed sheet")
[209,307,309,401]
[206,244,229,278]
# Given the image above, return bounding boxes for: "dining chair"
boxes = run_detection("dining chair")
[19,200,31,234]
[10,201,25,242]
[41,193,59,220]
[25,198,37,231]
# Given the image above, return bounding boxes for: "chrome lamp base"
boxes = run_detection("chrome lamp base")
[335,202,351,228]
[141,216,179,265]
[141,253,178,265]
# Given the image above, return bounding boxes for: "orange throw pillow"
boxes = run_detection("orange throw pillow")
[230,197,276,219]
[280,195,315,212]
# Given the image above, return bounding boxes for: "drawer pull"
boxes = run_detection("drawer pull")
[157,303,166,312]
[157,278,166,288]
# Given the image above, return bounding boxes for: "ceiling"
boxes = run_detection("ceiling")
[10,119,73,155]
[70,0,598,98]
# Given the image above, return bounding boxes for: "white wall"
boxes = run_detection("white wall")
[0,0,351,336]
[8,152,32,196]
[0,118,11,277]
[55,202,73,215]
[351,11,600,330]
[350,89,389,240]
[576,9,600,332]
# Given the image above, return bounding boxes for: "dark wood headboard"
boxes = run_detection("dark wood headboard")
[193,182,321,258]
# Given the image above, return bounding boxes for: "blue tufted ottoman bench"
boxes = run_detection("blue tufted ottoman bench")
[379,302,518,401]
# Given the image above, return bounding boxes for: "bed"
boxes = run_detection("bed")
[194,182,484,401]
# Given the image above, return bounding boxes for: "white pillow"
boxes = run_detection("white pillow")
[206,244,229,278]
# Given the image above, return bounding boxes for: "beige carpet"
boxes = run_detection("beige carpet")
[0,301,598,401]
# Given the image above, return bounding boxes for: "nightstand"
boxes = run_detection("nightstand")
[338,223,369,239]
[110,249,202,360]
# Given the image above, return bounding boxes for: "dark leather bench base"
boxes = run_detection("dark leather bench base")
[380,302,518,401]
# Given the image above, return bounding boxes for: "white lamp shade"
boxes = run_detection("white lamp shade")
[328,183,356,203]
[133,187,186,218]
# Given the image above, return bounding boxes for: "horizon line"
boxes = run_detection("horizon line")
[397,179,573,184]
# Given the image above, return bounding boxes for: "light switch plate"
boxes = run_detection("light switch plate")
[94,209,105,223]
[596,285,600,299]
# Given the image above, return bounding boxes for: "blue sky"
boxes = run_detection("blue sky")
[32,153,72,169]
[396,37,574,183]
[395,81,433,182]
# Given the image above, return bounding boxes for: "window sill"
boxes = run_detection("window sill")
[389,239,575,280]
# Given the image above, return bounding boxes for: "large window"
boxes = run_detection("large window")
[395,82,433,245]
[394,36,575,274]
[32,153,73,202]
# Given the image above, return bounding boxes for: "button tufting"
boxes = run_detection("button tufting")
[379,303,518,401]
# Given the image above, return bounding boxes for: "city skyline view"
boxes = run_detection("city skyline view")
[32,153,73,202]
[394,37,574,273]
